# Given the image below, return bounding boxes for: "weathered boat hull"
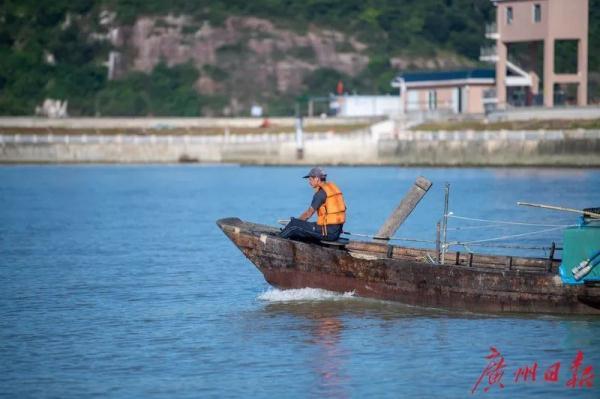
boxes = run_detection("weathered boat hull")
[217,217,600,315]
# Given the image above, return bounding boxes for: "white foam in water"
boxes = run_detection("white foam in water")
[258,287,355,302]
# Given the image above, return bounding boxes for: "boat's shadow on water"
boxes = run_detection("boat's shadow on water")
[257,290,600,322]
[261,297,451,320]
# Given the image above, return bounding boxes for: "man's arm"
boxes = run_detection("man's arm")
[299,190,325,221]
[298,207,315,221]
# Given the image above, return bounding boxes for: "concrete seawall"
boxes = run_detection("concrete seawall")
[1,129,599,166]
[488,106,600,122]
[0,116,376,129]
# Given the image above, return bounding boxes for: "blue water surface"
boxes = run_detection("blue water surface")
[1,165,599,398]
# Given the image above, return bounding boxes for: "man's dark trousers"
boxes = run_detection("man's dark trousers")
[278,217,341,242]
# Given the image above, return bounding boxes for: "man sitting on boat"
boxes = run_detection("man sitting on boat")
[279,167,346,242]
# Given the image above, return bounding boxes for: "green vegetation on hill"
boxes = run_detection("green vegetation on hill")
[102,0,492,59]
[0,0,598,116]
[96,62,227,116]
[0,1,105,115]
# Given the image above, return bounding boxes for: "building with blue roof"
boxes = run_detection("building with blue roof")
[385,0,589,115]
[391,69,496,114]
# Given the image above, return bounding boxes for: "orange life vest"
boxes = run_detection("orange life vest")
[316,182,346,231]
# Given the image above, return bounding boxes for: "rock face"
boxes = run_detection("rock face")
[115,15,369,106]
[109,14,473,113]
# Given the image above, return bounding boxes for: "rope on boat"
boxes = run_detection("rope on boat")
[345,224,573,249]
[446,214,573,227]
[389,237,437,244]
[343,214,575,253]
[443,212,577,252]
[448,225,575,246]
[446,242,560,250]
[447,223,515,231]
[343,231,437,244]
[344,230,558,250]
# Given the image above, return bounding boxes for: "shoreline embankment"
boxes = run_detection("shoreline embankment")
[1,117,599,166]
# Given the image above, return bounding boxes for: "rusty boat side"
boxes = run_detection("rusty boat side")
[217,217,600,315]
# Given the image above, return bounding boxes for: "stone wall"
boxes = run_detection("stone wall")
[1,130,599,166]
[488,106,600,122]
[0,117,375,129]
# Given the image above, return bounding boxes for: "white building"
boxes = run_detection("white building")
[331,95,402,117]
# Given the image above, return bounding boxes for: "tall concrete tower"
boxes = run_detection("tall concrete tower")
[486,0,588,108]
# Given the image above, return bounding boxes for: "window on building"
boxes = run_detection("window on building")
[407,91,419,111]
[533,4,541,22]
[428,90,437,110]
[506,7,513,25]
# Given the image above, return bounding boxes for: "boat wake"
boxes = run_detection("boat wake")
[258,288,355,302]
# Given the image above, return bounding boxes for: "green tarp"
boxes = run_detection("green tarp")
[559,223,600,284]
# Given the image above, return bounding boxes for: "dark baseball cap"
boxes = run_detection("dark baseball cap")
[303,167,327,178]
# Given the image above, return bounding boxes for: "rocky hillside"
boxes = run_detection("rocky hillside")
[108,14,472,114]
[122,16,371,98]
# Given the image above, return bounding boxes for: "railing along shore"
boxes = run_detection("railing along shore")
[1,129,599,145]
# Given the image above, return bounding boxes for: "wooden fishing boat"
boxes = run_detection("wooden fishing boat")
[217,217,600,315]
[218,176,600,315]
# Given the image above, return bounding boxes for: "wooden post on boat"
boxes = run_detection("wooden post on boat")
[374,176,432,241]
[436,221,441,263]
[547,242,556,272]
[441,183,450,264]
